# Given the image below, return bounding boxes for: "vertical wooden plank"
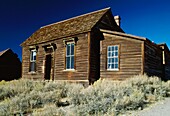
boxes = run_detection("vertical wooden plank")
[52,50,55,80]
[64,45,66,69]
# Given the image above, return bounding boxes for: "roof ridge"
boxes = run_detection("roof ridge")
[0,48,10,56]
[41,7,110,29]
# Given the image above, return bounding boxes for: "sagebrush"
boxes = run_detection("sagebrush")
[0,74,170,116]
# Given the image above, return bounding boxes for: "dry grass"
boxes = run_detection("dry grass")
[0,74,170,115]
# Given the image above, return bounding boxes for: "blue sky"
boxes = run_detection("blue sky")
[0,0,170,60]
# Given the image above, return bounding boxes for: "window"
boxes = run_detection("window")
[107,45,119,70]
[30,49,36,72]
[66,43,74,69]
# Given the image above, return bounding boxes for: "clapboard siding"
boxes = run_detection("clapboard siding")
[53,33,89,80]
[144,42,163,78]
[22,33,89,81]
[100,33,143,80]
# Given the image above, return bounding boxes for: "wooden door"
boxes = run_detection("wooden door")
[44,54,52,80]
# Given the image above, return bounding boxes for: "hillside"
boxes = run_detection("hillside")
[0,75,170,115]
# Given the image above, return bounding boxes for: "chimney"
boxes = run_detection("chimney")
[114,15,121,26]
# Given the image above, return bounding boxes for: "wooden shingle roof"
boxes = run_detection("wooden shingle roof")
[21,8,111,46]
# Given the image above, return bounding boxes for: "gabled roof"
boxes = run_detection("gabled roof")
[100,29,169,51]
[0,48,10,57]
[100,29,148,41]
[21,7,112,46]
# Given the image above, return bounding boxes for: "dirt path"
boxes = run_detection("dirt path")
[131,97,170,116]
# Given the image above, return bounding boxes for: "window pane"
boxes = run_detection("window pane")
[112,46,115,51]
[111,52,114,57]
[115,51,118,56]
[111,64,114,69]
[30,50,36,61]
[30,62,36,72]
[112,58,114,63]
[71,56,74,69]
[33,51,36,60]
[115,46,118,50]
[31,52,33,61]
[108,52,111,57]
[115,64,118,69]
[108,64,111,69]
[108,46,111,51]
[66,57,70,69]
[67,44,70,56]
[71,43,74,55]
[115,58,118,63]
[108,58,111,63]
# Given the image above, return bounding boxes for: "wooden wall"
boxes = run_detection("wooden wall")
[22,45,45,80]
[144,42,163,78]
[53,33,89,81]
[100,33,143,80]
[160,45,170,81]
[88,30,101,84]
[164,50,170,80]
[22,33,89,82]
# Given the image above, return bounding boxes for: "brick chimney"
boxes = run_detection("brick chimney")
[114,15,121,26]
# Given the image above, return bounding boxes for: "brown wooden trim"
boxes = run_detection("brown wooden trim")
[141,41,145,74]
[74,42,76,70]
[64,46,66,69]
[105,46,107,70]
[52,50,56,80]
[118,44,120,71]
[88,32,91,80]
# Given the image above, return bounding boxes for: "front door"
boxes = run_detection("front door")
[44,54,52,80]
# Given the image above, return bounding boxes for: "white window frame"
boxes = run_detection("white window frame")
[66,42,75,70]
[30,49,36,72]
[107,45,119,71]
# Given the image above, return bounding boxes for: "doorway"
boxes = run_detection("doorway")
[44,54,52,80]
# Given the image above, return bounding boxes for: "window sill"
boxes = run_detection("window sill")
[28,71,37,75]
[107,69,119,71]
[63,69,77,72]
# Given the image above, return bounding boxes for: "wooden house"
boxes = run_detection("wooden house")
[0,49,21,81]
[21,8,170,84]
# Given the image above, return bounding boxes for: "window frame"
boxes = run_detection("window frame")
[66,42,75,70]
[29,49,37,72]
[107,45,119,71]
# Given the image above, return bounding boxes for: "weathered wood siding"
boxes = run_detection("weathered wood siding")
[144,42,163,78]
[88,31,100,83]
[100,33,143,80]
[22,33,89,81]
[22,46,45,80]
[53,33,89,81]
[163,48,170,80]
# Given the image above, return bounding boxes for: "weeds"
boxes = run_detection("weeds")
[0,74,170,115]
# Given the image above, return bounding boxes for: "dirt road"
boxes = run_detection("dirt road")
[134,98,170,116]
